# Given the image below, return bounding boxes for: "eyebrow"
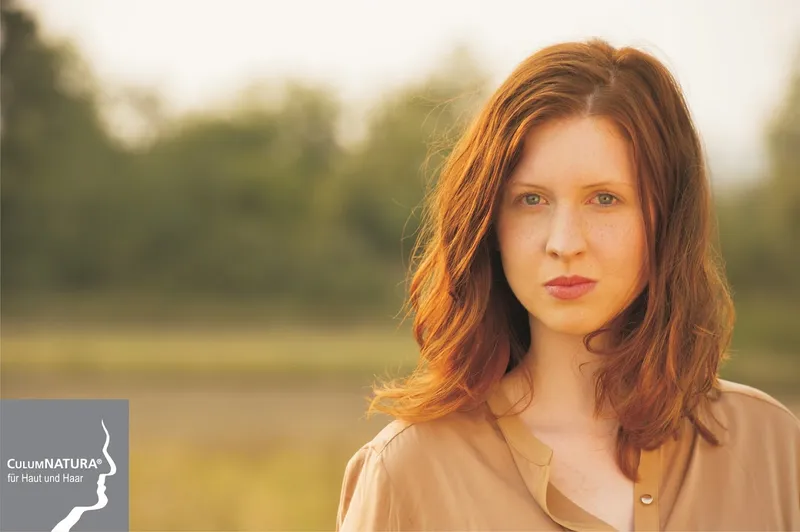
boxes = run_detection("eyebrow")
[506,180,636,191]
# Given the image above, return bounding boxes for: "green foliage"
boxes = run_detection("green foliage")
[0,3,488,315]
[337,46,489,263]
[716,48,800,300]
[1,1,130,292]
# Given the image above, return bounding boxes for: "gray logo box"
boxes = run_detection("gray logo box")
[0,399,129,532]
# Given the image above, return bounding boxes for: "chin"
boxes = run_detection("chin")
[540,320,597,337]
[532,308,609,337]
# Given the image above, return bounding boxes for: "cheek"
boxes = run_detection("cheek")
[590,215,647,275]
[496,220,544,263]
[495,225,540,293]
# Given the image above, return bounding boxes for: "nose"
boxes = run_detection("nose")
[545,205,587,259]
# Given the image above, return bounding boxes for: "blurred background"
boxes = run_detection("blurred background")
[1,0,798,529]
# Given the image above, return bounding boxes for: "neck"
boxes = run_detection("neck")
[504,315,618,435]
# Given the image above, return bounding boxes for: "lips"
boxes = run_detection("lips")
[545,275,595,287]
[544,276,597,300]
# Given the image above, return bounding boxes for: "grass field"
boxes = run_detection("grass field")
[2,321,798,530]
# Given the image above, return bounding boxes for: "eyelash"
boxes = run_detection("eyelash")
[515,192,621,207]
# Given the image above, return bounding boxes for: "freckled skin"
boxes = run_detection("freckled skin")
[495,116,648,337]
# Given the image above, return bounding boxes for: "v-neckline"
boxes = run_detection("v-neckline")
[486,381,662,531]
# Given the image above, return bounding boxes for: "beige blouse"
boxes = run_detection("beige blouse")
[336,379,800,531]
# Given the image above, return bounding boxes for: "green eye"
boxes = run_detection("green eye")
[522,194,542,206]
[596,193,617,205]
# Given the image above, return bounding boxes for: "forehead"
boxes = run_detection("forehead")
[508,116,637,186]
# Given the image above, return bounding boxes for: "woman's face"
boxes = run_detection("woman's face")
[495,116,648,337]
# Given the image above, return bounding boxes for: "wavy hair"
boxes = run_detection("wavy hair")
[367,38,735,481]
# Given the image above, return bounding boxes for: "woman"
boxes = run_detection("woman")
[335,38,800,531]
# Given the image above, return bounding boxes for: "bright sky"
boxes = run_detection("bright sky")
[21,0,800,182]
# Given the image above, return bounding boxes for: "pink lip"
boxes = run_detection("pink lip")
[545,282,596,300]
[544,276,597,300]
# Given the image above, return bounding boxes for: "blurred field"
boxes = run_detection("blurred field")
[1,322,417,531]
[1,322,798,531]
[0,320,418,381]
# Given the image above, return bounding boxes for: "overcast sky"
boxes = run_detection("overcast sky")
[21,0,800,182]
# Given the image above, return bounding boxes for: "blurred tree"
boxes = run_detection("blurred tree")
[763,48,800,286]
[1,0,131,294]
[127,80,348,298]
[716,45,800,354]
[336,43,490,263]
[718,46,800,298]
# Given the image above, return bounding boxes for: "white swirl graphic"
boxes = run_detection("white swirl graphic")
[51,419,117,532]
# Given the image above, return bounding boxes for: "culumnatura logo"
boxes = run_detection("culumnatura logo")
[0,400,129,532]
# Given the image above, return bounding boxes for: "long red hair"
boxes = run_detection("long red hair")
[367,38,735,481]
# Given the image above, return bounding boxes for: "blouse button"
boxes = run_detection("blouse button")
[640,494,654,505]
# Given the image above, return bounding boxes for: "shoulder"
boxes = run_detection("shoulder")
[703,378,800,447]
[336,424,410,531]
[340,404,496,489]
[336,405,495,530]
[360,404,496,470]
[714,378,798,421]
